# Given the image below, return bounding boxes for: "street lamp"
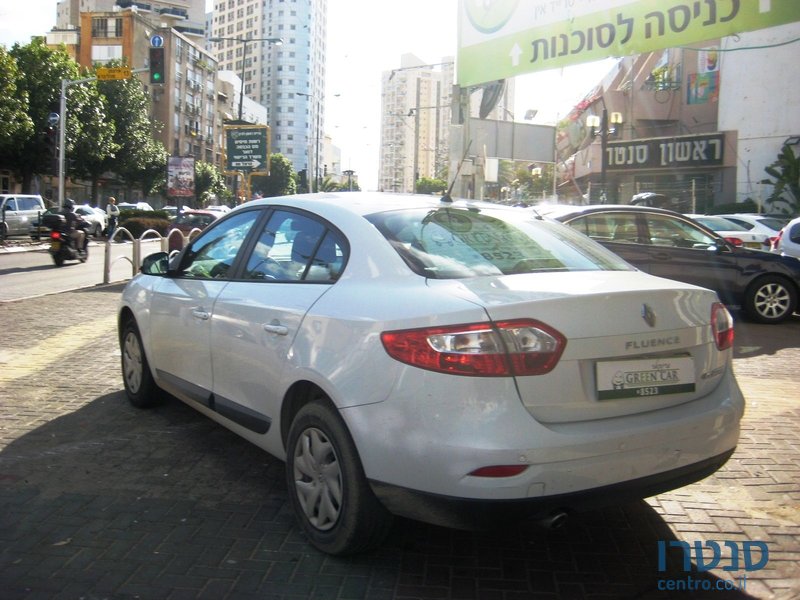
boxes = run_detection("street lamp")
[209,36,281,201]
[586,108,623,202]
[296,91,320,193]
[208,36,282,122]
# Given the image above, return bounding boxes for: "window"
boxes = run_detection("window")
[569,212,641,244]
[242,210,345,282]
[369,208,628,279]
[179,210,260,279]
[644,214,718,249]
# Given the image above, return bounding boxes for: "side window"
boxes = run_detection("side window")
[645,214,717,249]
[22,198,43,211]
[242,210,345,283]
[571,213,643,244]
[179,210,259,279]
[789,223,800,244]
[3,198,18,211]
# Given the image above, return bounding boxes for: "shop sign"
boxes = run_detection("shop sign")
[606,133,725,171]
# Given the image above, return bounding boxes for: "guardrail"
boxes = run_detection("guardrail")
[102,226,204,283]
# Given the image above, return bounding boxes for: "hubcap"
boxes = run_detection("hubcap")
[754,283,790,319]
[292,427,342,531]
[122,331,143,393]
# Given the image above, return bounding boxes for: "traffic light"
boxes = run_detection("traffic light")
[149,47,165,84]
[45,126,58,157]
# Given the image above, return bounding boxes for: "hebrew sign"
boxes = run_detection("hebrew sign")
[457,0,800,87]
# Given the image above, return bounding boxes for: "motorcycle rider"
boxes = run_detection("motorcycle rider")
[60,199,87,252]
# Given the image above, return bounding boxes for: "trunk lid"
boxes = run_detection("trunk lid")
[429,271,729,423]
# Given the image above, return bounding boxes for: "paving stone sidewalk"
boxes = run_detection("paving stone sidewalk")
[0,285,798,599]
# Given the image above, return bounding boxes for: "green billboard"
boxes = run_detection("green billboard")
[458,0,800,87]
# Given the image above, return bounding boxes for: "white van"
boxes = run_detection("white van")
[0,194,47,239]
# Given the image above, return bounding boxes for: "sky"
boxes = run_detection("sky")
[1,0,615,191]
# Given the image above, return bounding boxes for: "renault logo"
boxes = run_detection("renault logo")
[642,304,656,328]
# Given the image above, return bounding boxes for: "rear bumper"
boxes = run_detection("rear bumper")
[371,448,735,530]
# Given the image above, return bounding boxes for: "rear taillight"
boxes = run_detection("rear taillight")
[724,237,743,247]
[380,319,566,377]
[50,231,61,240]
[711,303,734,350]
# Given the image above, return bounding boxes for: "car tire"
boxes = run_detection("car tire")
[286,398,393,555]
[93,223,102,238]
[120,319,161,408]
[743,275,797,324]
[0,222,6,241]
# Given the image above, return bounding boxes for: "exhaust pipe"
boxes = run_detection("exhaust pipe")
[538,510,569,530]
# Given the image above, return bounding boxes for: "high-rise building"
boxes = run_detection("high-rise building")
[208,0,327,179]
[379,54,454,193]
[57,0,207,39]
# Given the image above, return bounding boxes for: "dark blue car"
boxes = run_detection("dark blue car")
[539,204,800,324]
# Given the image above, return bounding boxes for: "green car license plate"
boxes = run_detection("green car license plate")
[596,357,695,400]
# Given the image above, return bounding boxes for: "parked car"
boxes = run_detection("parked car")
[775,216,800,259]
[29,208,61,240]
[1,194,46,239]
[686,214,771,251]
[119,193,743,555]
[118,201,155,212]
[205,204,232,215]
[166,209,220,251]
[718,213,790,250]
[74,204,107,237]
[539,204,800,323]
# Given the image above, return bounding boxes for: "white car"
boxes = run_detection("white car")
[687,214,771,250]
[716,213,789,250]
[205,204,232,214]
[119,193,743,555]
[118,201,155,212]
[776,215,800,259]
[74,204,107,237]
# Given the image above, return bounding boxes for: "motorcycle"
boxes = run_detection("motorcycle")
[42,213,90,267]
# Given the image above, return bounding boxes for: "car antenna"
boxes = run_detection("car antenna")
[441,140,472,204]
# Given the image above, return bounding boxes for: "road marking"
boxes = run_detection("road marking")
[0,314,117,384]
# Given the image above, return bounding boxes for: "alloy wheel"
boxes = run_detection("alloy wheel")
[753,281,791,320]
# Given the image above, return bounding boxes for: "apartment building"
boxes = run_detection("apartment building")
[207,0,328,179]
[379,54,454,193]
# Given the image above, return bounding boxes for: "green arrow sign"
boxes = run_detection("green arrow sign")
[224,125,270,175]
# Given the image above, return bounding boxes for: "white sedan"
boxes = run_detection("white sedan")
[118,193,743,555]
[687,214,772,250]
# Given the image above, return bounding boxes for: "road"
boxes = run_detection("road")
[0,274,798,597]
[0,238,162,302]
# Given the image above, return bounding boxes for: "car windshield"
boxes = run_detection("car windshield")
[759,217,789,231]
[175,213,216,228]
[367,207,631,279]
[695,216,748,231]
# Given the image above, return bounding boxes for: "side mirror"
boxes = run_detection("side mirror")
[140,252,170,275]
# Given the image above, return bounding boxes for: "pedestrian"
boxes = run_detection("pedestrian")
[106,196,119,239]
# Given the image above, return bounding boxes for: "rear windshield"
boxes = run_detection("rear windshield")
[367,207,631,279]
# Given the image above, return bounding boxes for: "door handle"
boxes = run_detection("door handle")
[191,308,210,320]
[263,322,289,336]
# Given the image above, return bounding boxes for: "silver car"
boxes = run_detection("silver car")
[119,193,743,555]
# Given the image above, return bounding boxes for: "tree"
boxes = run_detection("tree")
[9,39,83,192]
[761,143,800,215]
[98,61,167,202]
[194,161,230,206]
[253,154,296,197]
[416,176,447,195]
[68,78,118,203]
[0,46,34,168]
